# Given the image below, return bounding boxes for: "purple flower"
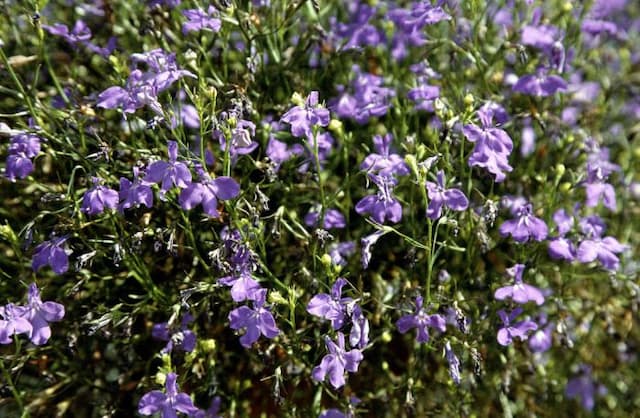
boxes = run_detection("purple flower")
[312,332,363,389]
[43,20,92,45]
[425,170,469,219]
[463,107,513,182]
[584,155,618,211]
[360,134,409,177]
[81,177,119,215]
[304,208,346,229]
[330,66,395,124]
[215,119,259,161]
[577,236,626,270]
[23,283,65,345]
[0,304,31,344]
[565,366,607,411]
[119,167,154,211]
[130,49,196,91]
[407,82,440,112]
[228,289,279,348]
[513,70,567,97]
[281,91,330,138]
[266,137,304,171]
[494,264,545,306]
[32,236,69,275]
[182,6,222,35]
[138,373,200,417]
[497,308,538,346]
[529,323,553,353]
[396,296,446,343]
[548,237,576,261]
[218,272,262,302]
[152,314,197,354]
[307,278,353,330]
[179,167,240,218]
[349,305,370,349]
[499,203,548,243]
[355,174,403,224]
[328,241,356,267]
[97,70,162,115]
[5,133,41,181]
[145,141,192,194]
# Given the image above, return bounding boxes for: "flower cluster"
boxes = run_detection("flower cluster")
[5,133,41,182]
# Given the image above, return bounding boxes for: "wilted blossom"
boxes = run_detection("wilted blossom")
[152,314,197,354]
[305,208,346,229]
[463,106,513,182]
[565,366,607,411]
[349,305,370,349]
[307,278,353,330]
[81,177,119,216]
[499,203,548,243]
[360,133,409,177]
[228,289,279,348]
[425,170,469,219]
[214,119,259,162]
[312,332,363,389]
[119,167,154,211]
[396,296,446,343]
[182,6,222,34]
[361,229,386,269]
[32,236,69,275]
[494,264,545,306]
[138,373,199,417]
[145,141,192,195]
[281,91,330,138]
[23,283,65,345]
[5,133,41,181]
[444,341,461,385]
[179,165,240,218]
[497,307,538,346]
[355,174,403,224]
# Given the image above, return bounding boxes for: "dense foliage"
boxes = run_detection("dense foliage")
[1,0,639,416]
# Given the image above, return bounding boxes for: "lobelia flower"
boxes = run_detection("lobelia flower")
[218,271,262,302]
[228,289,279,348]
[97,69,163,116]
[182,6,222,35]
[576,236,626,271]
[499,203,548,243]
[43,20,92,46]
[407,81,440,112]
[266,137,304,171]
[462,106,513,182]
[360,133,409,177]
[152,314,197,354]
[179,165,240,218]
[304,208,346,229]
[529,322,554,353]
[496,308,538,346]
[32,236,70,275]
[0,304,31,344]
[361,229,386,269]
[396,296,446,343]
[565,366,607,411]
[548,209,576,261]
[328,241,356,267]
[145,141,192,195]
[281,91,330,138]
[82,177,119,216]
[130,49,196,92]
[312,332,364,389]
[23,283,65,345]
[119,167,154,211]
[349,305,370,349]
[512,69,567,97]
[425,170,469,219]
[5,133,41,181]
[355,174,403,224]
[583,154,619,211]
[307,278,353,330]
[138,373,200,417]
[494,264,545,306]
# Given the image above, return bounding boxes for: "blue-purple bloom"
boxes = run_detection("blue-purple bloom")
[179,166,240,218]
[355,174,403,224]
[182,6,222,35]
[0,304,31,344]
[312,332,363,389]
[497,307,538,346]
[307,278,353,330]
[360,134,409,177]
[23,283,65,345]
[152,314,197,354]
[513,69,567,96]
[119,167,154,211]
[494,264,545,306]
[82,177,119,216]
[396,296,446,343]
[228,289,279,348]
[32,236,69,275]
[145,141,193,195]
[5,133,41,181]
[499,203,548,243]
[304,208,346,229]
[565,366,607,411]
[138,373,200,417]
[425,170,469,219]
[281,91,330,138]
